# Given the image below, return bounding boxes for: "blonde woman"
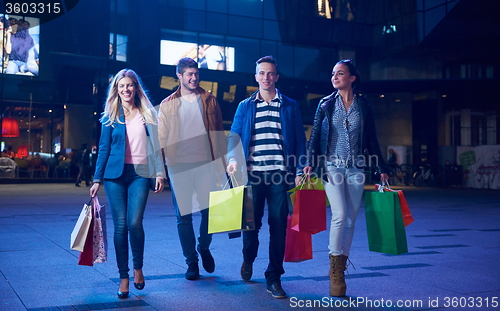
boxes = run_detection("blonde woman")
[90,69,165,298]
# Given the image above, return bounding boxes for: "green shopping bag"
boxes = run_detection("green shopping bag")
[364,190,408,255]
[208,185,245,234]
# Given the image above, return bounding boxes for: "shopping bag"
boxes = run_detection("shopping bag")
[208,185,245,234]
[289,176,326,234]
[78,215,94,266]
[92,196,107,263]
[375,184,414,226]
[284,215,313,262]
[227,186,255,239]
[70,198,93,251]
[289,176,329,206]
[364,190,408,255]
[241,185,255,231]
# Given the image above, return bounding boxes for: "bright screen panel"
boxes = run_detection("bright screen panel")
[160,40,234,72]
[1,14,40,76]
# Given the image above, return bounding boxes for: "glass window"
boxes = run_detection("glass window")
[206,12,228,34]
[207,0,227,13]
[263,0,278,20]
[109,33,128,62]
[226,36,260,73]
[229,0,262,18]
[424,5,446,37]
[115,34,128,62]
[260,40,277,60]
[185,9,207,32]
[161,29,198,43]
[228,16,262,38]
[263,20,280,40]
[277,44,294,77]
[180,0,206,10]
[294,46,320,80]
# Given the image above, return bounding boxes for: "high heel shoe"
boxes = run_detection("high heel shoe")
[117,278,129,298]
[133,269,145,290]
[134,282,145,290]
[117,290,129,299]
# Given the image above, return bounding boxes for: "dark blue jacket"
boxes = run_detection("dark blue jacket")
[227,90,306,175]
[93,112,165,182]
[307,91,388,177]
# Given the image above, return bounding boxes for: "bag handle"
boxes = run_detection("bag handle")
[222,173,240,190]
[377,181,392,192]
[298,173,315,190]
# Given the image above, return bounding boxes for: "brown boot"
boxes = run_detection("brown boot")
[329,254,348,297]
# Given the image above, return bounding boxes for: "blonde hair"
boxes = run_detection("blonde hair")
[101,69,157,126]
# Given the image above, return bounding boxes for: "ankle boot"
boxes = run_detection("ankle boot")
[329,254,348,297]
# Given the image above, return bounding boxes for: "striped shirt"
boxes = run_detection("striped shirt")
[248,91,286,171]
[326,93,361,167]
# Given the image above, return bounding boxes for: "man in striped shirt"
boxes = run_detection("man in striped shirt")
[227,56,306,299]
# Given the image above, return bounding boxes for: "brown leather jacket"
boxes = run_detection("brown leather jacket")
[158,86,226,166]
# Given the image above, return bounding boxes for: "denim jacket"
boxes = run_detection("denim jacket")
[306,91,387,178]
[227,90,306,175]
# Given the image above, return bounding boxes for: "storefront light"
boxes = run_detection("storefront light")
[2,117,20,137]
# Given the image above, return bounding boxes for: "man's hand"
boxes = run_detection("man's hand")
[227,161,238,174]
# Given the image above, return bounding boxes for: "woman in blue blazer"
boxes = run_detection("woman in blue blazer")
[90,69,165,298]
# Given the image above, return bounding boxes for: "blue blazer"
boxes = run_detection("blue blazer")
[93,113,165,183]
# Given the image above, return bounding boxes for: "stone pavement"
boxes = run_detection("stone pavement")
[0,183,499,311]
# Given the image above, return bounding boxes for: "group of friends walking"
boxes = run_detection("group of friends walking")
[89,55,388,300]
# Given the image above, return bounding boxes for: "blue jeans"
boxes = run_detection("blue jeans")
[243,170,290,286]
[168,162,214,266]
[323,166,365,256]
[104,164,150,279]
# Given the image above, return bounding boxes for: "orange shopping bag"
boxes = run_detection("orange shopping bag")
[375,184,414,226]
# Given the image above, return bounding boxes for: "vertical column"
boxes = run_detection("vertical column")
[64,105,94,150]
[486,115,497,145]
[461,109,471,146]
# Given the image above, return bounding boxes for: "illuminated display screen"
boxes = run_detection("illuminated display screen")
[160,40,234,72]
[1,15,40,76]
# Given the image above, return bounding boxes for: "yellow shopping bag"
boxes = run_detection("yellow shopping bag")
[208,185,245,234]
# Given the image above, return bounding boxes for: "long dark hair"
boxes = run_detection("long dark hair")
[336,59,361,90]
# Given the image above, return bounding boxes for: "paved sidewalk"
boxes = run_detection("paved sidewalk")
[0,183,499,311]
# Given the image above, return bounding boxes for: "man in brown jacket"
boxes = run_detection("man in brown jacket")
[158,57,226,280]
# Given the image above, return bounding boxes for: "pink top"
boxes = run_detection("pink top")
[125,112,147,165]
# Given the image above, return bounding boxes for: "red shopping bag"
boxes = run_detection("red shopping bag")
[284,215,313,262]
[290,178,326,234]
[78,216,94,266]
[78,196,107,266]
[375,184,414,226]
